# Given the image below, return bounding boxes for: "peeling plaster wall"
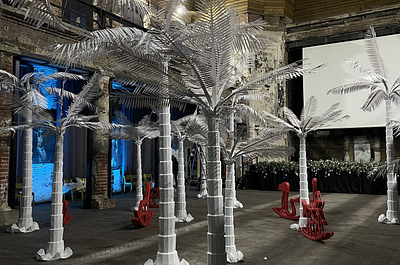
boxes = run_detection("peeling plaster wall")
[246,26,289,153]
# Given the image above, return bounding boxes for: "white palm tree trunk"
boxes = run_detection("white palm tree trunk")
[298,135,309,228]
[228,111,242,209]
[225,162,243,263]
[134,142,143,210]
[9,110,39,233]
[176,139,193,222]
[382,99,399,223]
[198,146,208,198]
[149,57,182,265]
[37,134,72,261]
[207,117,226,265]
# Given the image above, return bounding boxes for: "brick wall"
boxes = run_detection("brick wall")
[0,52,13,209]
[91,76,115,209]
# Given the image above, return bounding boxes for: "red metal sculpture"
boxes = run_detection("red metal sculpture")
[132,182,154,227]
[62,200,72,225]
[300,200,333,240]
[272,182,300,220]
[149,187,160,208]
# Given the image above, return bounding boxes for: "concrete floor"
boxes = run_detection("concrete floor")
[1,187,400,265]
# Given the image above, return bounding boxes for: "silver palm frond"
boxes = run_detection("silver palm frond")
[38,72,86,84]
[263,110,296,132]
[110,87,188,111]
[11,0,66,30]
[221,123,292,163]
[66,73,102,118]
[171,110,199,139]
[264,97,349,136]
[0,124,31,135]
[227,103,266,126]
[327,82,379,95]
[0,70,19,90]
[361,89,387,112]
[112,111,159,143]
[391,120,400,137]
[283,107,302,131]
[365,26,388,81]
[236,60,325,93]
[300,96,318,122]
[71,121,126,132]
[368,158,400,181]
[345,60,386,83]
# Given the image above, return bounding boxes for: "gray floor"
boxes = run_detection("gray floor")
[1,187,400,265]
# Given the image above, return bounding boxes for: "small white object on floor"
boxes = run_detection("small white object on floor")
[290,223,300,231]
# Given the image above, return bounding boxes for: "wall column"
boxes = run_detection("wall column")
[0,52,18,225]
[91,75,115,210]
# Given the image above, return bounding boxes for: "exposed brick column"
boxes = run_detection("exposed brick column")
[0,52,17,225]
[91,75,115,210]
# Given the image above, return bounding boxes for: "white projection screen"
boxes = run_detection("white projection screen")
[303,33,400,129]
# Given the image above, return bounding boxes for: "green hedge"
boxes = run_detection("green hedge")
[255,159,384,177]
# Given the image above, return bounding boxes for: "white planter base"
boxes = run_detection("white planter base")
[36,247,73,261]
[174,214,194,223]
[378,213,400,224]
[7,221,40,233]
[144,258,190,265]
[227,250,244,263]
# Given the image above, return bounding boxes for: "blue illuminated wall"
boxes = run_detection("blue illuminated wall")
[15,61,86,202]
[111,139,123,193]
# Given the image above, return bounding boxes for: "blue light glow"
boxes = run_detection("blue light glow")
[112,169,123,193]
[32,163,54,203]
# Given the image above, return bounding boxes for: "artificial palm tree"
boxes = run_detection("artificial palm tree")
[223,92,268,208]
[220,120,292,263]
[264,96,349,229]
[0,70,85,234]
[31,73,121,261]
[171,113,198,222]
[328,26,400,224]
[112,111,159,210]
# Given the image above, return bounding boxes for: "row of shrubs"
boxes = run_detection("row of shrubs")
[254,158,385,177]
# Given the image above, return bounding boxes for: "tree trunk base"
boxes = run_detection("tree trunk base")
[7,221,39,233]
[145,257,189,265]
[174,213,194,223]
[36,247,73,261]
[227,250,244,263]
[378,213,400,224]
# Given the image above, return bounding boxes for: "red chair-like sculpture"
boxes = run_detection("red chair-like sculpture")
[62,200,72,225]
[132,182,154,227]
[300,200,334,240]
[149,187,160,208]
[273,178,324,221]
[272,182,300,220]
